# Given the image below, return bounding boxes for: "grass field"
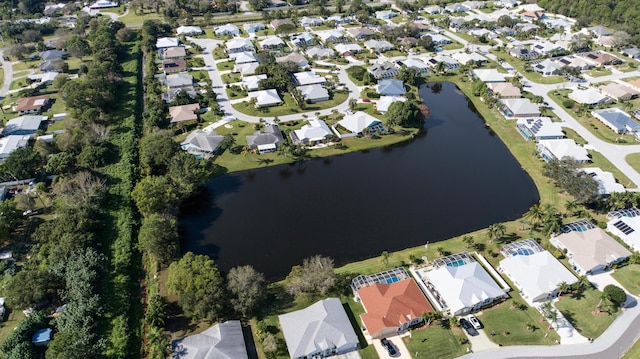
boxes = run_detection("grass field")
[588,150,637,189]
[490,50,566,84]
[626,153,640,175]
[405,324,468,359]
[480,300,560,346]
[611,264,640,296]
[555,288,620,339]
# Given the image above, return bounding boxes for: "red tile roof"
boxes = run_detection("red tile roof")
[358,279,433,336]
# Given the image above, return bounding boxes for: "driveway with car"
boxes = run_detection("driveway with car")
[372,335,411,358]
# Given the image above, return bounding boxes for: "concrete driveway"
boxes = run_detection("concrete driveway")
[466,327,499,353]
[372,335,411,358]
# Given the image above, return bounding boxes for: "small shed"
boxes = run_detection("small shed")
[32,328,53,346]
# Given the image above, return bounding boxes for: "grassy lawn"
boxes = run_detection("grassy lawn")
[225,84,247,99]
[0,308,25,345]
[626,153,640,175]
[0,68,3,86]
[611,264,640,296]
[190,70,210,82]
[555,287,620,339]
[212,46,228,60]
[586,68,613,77]
[385,50,406,57]
[221,72,242,84]
[114,10,163,26]
[405,324,468,359]
[480,300,560,346]
[623,337,640,358]
[562,128,588,145]
[232,91,349,117]
[490,50,565,84]
[588,150,637,189]
[548,89,639,145]
[216,61,234,71]
[12,61,38,71]
[442,42,464,51]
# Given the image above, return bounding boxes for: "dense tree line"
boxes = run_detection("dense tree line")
[542,158,599,204]
[538,0,640,45]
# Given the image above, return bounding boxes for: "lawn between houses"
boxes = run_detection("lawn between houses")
[555,287,621,339]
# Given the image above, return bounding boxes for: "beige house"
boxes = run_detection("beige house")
[487,82,521,98]
[169,103,199,123]
[599,83,639,101]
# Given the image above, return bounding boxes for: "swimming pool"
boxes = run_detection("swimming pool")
[447,259,466,267]
[515,248,534,256]
[385,276,400,284]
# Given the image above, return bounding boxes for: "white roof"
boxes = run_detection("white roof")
[306,46,335,58]
[215,24,239,35]
[294,71,325,86]
[3,115,47,134]
[171,321,248,359]
[226,38,254,50]
[473,69,508,83]
[516,117,564,139]
[316,30,344,42]
[607,210,640,251]
[236,62,260,76]
[401,58,429,70]
[176,26,203,35]
[243,22,265,31]
[248,89,283,106]
[364,39,394,51]
[553,227,631,273]
[337,111,382,134]
[279,298,359,359]
[156,37,179,48]
[27,72,59,83]
[259,36,285,47]
[293,119,332,142]
[242,74,267,90]
[230,51,257,64]
[451,52,488,64]
[582,167,625,195]
[298,84,329,101]
[0,135,29,158]
[376,96,407,113]
[334,43,363,54]
[501,98,541,116]
[428,261,505,314]
[538,139,590,162]
[569,88,610,105]
[500,251,577,302]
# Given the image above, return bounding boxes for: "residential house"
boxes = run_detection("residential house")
[445,3,468,13]
[355,270,433,339]
[469,28,494,39]
[591,107,640,135]
[364,39,394,52]
[243,22,266,34]
[246,124,284,153]
[276,53,309,67]
[536,139,590,163]
[375,10,398,20]
[515,23,540,33]
[180,130,225,156]
[27,72,58,85]
[551,220,631,274]
[532,59,562,76]
[368,61,399,79]
[169,103,200,124]
[426,252,508,316]
[521,11,545,22]
[3,115,47,136]
[13,95,51,115]
[449,18,466,31]
[39,59,64,72]
[472,69,508,83]
[230,51,258,65]
[279,298,359,359]
[556,55,593,70]
[516,117,564,141]
[89,0,118,9]
[599,83,639,101]
[568,88,610,107]
[425,55,459,71]
[597,36,616,48]
[291,119,333,145]
[299,16,323,27]
[306,46,335,59]
[326,15,352,25]
[260,36,286,50]
[628,78,640,92]
[501,98,541,118]
[236,62,260,76]
[451,52,488,65]
[347,28,375,41]
[316,30,345,43]
[242,74,268,91]
[161,46,187,59]
[588,26,613,37]
[248,89,283,108]
[495,0,518,8]
[427,33,452,45]
[607,208,640,252]
[499,239,577,304]
[156,37,179,49]
[271,19,295,31]
[294,71,325,86]
[494,26,515,37]
[176,26,203,36]
[226,38,255,54]
[396,37,419,48]
[622,46,640,59]
[334,111,385,137]
[298,84,330,103]
[0,135,29,159]
[398,58,429,74]
[334,43,363,55]
[290,32,315,48]
[582,167,625,196]
[580,52,622,67]
[487,82,521,98]
[376,96,406,114]
[171,320,248,359]
[164,73,196,102]
[531,41,564,56]
[461,1,485,9]
[377,79,405,96]
[39,49,66,61]
[162,58,187,74]
[424,5,443,14]
[509,45,539,60]
[215,24,240,36]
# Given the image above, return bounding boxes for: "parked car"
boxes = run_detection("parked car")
[460,318,479,336]
[468,314,482,330]
[380,338,398,356]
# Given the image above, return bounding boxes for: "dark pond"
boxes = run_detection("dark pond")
[180,82,540,280]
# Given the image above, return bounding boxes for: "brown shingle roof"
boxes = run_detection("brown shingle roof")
[169,103,199,123]
[14,95,51,113]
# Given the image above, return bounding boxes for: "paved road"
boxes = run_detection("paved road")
[0,48,14,99]
[187,37,362,123]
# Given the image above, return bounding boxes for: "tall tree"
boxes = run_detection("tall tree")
[138,213,179,266]
[227,265,266,317]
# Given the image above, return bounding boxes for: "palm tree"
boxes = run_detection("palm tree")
[349,98,357,111]
[435,61,446,75]
[577,275,591,290]
[146,326,170,359]
[557,281,570,296]
[548,309,559,330]
[524,204,544,232]
[564,200,579,217]
[462,235,474,249]
[542,301,554,316]
[487,222,506,243]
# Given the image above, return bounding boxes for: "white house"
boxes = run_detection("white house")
[156,37,179,49]
[176,26,203,36]
[377,79,405,97]
[516,117,564,141]
[299,16,323,27]
[2,115,47,135]
[537,139,590,163]
[293,71,325,86]
[248,89,283,107]
[334,43,363,55]
[375,10,398,20]
[499,239,577,304]
[591,108,640,135]
[582,167,625,196]
[243,22,266,34]
[259,36,286,50]
[306,46,335,59]
[364,39,394,52]
[242,74,268,91]
[226,38,255,54]
[607,208,640,252]
[291,119,333,145]
[0,135,29,159]
[501,98,541,118]
[230,51,258,64]
[472,69,509,83]
[171,321,248,359]
[316,30,344,43]
[334,111,385,137]
[427,252,507,315]
[180,130,225,156]
[569,88,611,107]
[376,96,406,114]
[551,220,631,274]
[532,59,562,76]
[298,84,330,103]
[215,24,240,36]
